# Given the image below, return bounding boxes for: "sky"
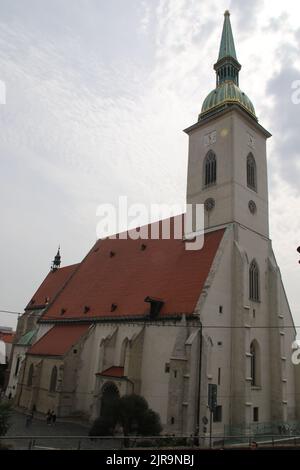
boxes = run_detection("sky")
[0,0,299,332]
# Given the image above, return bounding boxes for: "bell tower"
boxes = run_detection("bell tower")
[185,11,271,238]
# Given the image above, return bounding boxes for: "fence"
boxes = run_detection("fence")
[1,434,300,450]
[223,420,300,445]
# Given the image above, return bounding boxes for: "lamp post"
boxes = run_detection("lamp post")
[195,321,203,447]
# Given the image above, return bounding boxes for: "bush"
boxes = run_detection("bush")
[137,409,162,436]
[118,394,148,435]
[89,415,116,437]
[0,401,12,436]
[89,394,162,439]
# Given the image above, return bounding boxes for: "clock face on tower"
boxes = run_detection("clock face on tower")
[204,131,217,147]
[248,200,257,214]
[204,198,215,212]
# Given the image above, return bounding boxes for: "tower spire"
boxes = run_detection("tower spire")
[214,10,241,87]
[51,246,61,272]
[218,10,237,61]
[199,11,256,121]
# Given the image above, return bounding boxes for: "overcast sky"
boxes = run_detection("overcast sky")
[0,0,299,333]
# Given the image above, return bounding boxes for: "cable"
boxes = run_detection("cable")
[2,310,300,330]
[0,310,22,315]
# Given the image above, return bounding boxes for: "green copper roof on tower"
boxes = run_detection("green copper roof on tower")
[199,11,257,121]
[218,10,237,61]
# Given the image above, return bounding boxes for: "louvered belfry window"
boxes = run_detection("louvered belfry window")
[204,151,217,187]
[247,153,257,190]
[249,260,260,301]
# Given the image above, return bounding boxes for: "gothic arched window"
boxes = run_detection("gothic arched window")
[204,151,217,187]
[27,363,34,387]
[15,356,21,376]
[249,260,260,302]
[49,366,57,393]
[250,340,260,386]
[247,153,257,190]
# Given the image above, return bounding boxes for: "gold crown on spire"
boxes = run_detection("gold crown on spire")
[224,10,230,16]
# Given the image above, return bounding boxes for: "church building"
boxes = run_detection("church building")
[8,11,300,440]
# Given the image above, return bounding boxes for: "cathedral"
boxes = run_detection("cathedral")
[6,11,300,440]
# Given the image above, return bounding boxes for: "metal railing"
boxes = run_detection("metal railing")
[224,420,300,445]
[2,434,300,450]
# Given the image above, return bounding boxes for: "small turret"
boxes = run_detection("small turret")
[51,247,61,272]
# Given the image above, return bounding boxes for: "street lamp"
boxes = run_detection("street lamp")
[195,321,203,446]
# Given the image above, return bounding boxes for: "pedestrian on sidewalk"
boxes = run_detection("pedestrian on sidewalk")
[51,410,56,425]
[46,409,51,425]
[25,412,33,427]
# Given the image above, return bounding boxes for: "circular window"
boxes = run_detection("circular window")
[204,198,215,212]
[248,200,257,214]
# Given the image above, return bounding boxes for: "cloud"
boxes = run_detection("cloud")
[267,59,300,190]
[1,0,300,332]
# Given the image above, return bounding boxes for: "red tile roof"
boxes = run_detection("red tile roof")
[97,366,125,378]
[27,324,90,356]
[25,264,79,310]
[0,332,15,344]
[41,218,225,321]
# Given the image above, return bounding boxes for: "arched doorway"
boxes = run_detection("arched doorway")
[100,381,120,418]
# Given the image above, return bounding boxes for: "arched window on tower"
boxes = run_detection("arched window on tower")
[204,151,217,187]
[49,365,57,393]
[250,340,260,386]
[27,363,34,387]
[249,260,260,302]
[15,356,21,376]
[247,153,257,190]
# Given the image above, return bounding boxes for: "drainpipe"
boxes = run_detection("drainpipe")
[126,378,135,394]
[195,321,203,445]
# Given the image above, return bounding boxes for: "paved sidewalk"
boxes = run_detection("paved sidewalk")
[3,410,122,450]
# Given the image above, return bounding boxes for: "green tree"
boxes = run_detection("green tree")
[137,409,162,436]
[89,394,162,438]
[89,414,117,437]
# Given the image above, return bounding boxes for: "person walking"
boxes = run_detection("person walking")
[51,410,57,426]
[46,409,51,425]
[25,412,32,427]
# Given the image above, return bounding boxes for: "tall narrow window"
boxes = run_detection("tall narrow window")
[250,340,260,387]
[49,366,57,393]
[15,356,21,376]
[27,364,34,387]
[247,153,257,190]
[249,260,260,301]
[204,151,217,187]
[213,405,222,423]
[253,407,259,422]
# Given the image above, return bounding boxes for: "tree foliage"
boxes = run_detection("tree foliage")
[0,401,12,436]
[89,414,116,437]
[89,394,162,437]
